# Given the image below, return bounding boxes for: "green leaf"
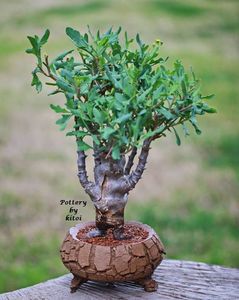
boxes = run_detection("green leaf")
[56,115,71,131]
[138,87,152,102]
[173,127,181,145]
[70,108,90,121]
[84,33,89,42]
[190,66,196,81]
[201,94,214,100]
[40,29,50,46]
[77,139,92,151]
[182,123,190,136]
[61,69,73,82]
[26,35,42,65]
[132,118,141,141]
[112,146,120,160]
[193,124,202,135]
[114,113,132,124]
[31,71,42,93]
[143,125,166,140]
[116,26,122,35]
[66,130,88,137]
[136,33,143,48]
[56,78,75,93]
[50,104,69,114]
[203,107,217,113]
[190,116,202,135]
[26,48,34,54]
[27,36,38,54]
[181,80,187,96]
[46,82,57,86]
[53,50,74,62]
[105,65,116,85]
[158,108,175,120]
[102,127,115,140]
[93,107,104,124]
[66,27,89,49]
[124,31,133,49]
[92,135,100,145]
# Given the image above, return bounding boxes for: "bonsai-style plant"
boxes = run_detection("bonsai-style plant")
[26,27,215,292]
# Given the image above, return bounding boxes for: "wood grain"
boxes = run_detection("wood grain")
[1,259,238,300]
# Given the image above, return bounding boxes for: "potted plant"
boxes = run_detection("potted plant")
[26,27,215,293]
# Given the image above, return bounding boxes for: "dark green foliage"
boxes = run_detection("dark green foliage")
[26,27,215,159]
[147,0,205,17]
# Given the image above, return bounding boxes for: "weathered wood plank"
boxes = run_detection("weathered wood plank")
[0,259,238,300]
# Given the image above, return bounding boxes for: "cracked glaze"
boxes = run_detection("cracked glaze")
[60,221,165,282]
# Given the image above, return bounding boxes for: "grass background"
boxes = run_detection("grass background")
[0,0,238,293]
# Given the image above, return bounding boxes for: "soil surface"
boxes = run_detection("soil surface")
[76,224,149,246]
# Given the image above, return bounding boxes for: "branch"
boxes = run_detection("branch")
[93,142,101,183]
[41,55,56,81]
[77,150,96,197]
[152,116,186,141]
[74,104,96,198]
[124,146,137,175]
[126,139,151,191]
[93,142,101,167]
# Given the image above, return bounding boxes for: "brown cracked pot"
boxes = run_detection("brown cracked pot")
[60,221,165,292]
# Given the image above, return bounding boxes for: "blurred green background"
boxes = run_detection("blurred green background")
[0,0,238,294]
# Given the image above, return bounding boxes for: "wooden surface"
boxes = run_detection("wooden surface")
[1,259,238,300]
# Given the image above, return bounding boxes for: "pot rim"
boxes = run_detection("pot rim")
[69,221,156,247]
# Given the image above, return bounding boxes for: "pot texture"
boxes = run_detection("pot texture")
[60,221,165,292]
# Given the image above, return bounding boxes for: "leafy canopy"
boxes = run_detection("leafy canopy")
[26,27,216,159]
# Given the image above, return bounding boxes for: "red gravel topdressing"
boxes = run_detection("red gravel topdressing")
[76,224,149,246]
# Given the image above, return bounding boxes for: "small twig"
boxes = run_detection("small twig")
[42,55,56,81]
[38,65,49,77]
[105,145,113,159]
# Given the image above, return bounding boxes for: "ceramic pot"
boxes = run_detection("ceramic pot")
[60,221,165,292]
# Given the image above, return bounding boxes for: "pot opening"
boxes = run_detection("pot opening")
[76,223,149,246]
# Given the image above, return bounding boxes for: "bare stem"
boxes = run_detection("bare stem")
[126,139,151,191]
[124,146,137,175]
[40,55,56,81]
[77,150,96,197]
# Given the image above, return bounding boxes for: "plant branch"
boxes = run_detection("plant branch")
[124,146,137,175]
[126,139,151,191]
[41,55,56,81]
[77,150,96,197]
[74,99,96,198]
[152,114,188,141]
[93,142,101,168]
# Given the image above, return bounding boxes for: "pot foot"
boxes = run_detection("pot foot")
[137,277,158,292]
[70,275,87,293]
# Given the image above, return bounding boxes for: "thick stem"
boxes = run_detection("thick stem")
[95,198,125,230]
[94,191,128,240]
[88,156,129,239]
